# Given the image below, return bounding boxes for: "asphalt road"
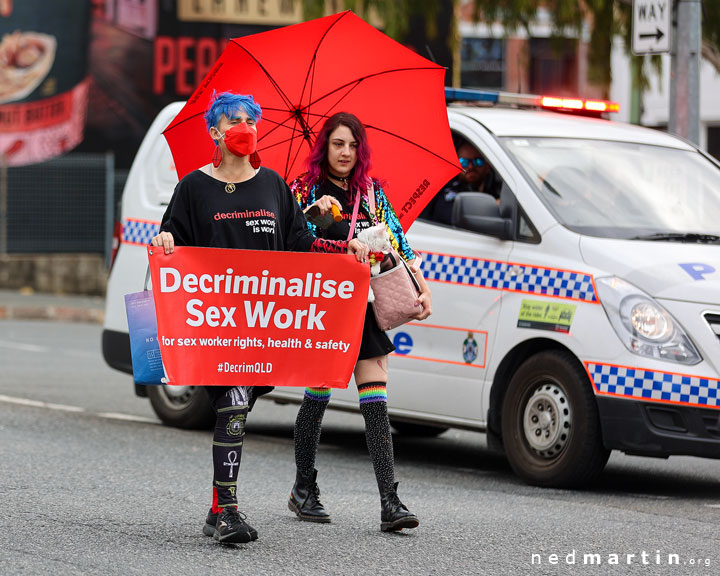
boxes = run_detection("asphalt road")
[1,320,719,575]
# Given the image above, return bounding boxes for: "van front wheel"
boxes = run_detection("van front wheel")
[147,385,215,429]
[501,350,609,488]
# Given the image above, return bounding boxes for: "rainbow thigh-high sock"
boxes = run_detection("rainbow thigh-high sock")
[357,382,395,493]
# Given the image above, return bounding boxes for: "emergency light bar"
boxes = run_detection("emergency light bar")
[444,88,500,103]
[445,87,620,115]
[540,96,620,114]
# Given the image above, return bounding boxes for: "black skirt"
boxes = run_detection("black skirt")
[358,302,395,361]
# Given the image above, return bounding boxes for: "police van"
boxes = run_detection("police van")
[103,89,720,488]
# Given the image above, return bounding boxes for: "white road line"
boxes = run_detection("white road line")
[705,504,720,509]
[0,340,48,353]
[96,412,159,424]
[0,395,85,412]
[61,350,99,359]
[0,394,159,424]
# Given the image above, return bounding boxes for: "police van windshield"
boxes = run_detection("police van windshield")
[502,137,720,241]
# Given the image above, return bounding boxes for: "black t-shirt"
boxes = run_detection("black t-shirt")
[314,180,374,241]
[161,167,328,252]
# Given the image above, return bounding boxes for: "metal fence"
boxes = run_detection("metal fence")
[0,153,127,265]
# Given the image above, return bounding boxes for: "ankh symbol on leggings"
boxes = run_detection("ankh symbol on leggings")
[223,450,239,478]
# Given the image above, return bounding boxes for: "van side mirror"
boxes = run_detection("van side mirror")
[452,192,513,240]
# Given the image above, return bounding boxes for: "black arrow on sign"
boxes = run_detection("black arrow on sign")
[640,28,665,41]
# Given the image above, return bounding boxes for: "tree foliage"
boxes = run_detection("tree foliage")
[302,0,720,94]
[301,0,442,39]
[702,0,720,70]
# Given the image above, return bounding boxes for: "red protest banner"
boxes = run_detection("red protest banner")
[148,246,369,388]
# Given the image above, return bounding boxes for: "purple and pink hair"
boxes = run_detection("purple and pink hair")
[304,112,372,196]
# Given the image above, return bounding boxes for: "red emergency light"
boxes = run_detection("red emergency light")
[541,96,620,114]
[446,88,621,118]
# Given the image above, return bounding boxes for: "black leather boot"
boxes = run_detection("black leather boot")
[288,468,331,523]
[380,482,419,532]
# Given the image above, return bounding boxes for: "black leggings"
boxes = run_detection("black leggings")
[206,386,249,508]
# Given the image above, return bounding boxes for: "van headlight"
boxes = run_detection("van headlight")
[596,277,701,365]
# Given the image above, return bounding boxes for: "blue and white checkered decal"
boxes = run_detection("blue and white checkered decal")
[420,252,598,303]
[123,219,160,246]
[587,362,720,409]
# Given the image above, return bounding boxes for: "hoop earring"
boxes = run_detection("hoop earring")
[212,145,223,168]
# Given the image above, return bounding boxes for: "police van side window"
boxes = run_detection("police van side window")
[498,181,541,243]
[506,186,540,243]
[419,133,540,243]
[518,211,536,241]
[419,136,502,226]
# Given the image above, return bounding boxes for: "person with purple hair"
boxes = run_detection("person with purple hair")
[288,112,433,532]
[152,93,370,545]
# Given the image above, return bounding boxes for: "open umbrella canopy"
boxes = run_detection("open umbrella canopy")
[163,10,460,230]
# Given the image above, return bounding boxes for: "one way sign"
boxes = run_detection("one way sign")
[633,0,671,54]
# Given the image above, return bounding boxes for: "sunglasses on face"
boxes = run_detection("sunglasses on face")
[459,156,485,169]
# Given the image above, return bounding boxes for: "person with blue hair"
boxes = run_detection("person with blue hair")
[204,92,263,138]
[151,91,370,545]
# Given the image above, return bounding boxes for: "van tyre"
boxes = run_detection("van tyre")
[501,350,609,488]
[147,386,215,429]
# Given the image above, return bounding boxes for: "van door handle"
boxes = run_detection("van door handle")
[508,266,523,277]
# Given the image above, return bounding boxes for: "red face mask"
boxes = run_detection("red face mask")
[221,122,257,157]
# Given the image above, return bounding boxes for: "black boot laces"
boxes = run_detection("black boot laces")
[390,493,408,512]
[310,482,324,506]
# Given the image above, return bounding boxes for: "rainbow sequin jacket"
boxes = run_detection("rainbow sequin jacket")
[290,176,414,262]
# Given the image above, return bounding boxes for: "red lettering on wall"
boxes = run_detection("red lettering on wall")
[195,38,218,88]
[154,37,175,95]
[0,90,73,132]
[153,36,228,96]
[176,37,194,95]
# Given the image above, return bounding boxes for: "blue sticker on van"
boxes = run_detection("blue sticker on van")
[678,262,716,281]
[392,332,413,355]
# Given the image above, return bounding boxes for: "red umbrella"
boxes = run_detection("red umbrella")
[163,10,460,230]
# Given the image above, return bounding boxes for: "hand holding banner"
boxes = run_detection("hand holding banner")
[148,246,370,388]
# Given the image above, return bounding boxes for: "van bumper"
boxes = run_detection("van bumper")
[102,329,149,398]
[597,396,720,459]
[102,328,132,375]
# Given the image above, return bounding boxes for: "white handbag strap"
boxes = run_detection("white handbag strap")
[347,182,377,241]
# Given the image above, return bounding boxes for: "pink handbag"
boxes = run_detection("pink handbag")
[346,186,422,332]
[370,250,422,331]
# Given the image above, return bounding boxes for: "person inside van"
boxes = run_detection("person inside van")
[150,91,369,545]
[421,140,500,225]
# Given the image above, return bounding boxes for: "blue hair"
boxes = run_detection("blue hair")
[204,91,262,134]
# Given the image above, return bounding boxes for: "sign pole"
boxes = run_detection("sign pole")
[0,154,7,255]
[669,0,701,144]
